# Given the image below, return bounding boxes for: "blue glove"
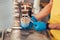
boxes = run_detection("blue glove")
[33,21,47,32]
[31,16,37,22]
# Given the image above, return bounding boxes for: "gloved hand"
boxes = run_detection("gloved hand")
[33,21,47,32]
[31,16,37,22]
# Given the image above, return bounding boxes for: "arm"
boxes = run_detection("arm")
[34,0,53,20]
[31,0,60,30]
[49,24,60,29]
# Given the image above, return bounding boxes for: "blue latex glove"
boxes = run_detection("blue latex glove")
[31,16,37,22]
[33,21,47,32]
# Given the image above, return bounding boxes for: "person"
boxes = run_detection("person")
[30,0,60,40]
[21,0,60,40]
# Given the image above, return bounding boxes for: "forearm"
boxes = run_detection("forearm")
[48,24,60,29]
[34,3,52,20]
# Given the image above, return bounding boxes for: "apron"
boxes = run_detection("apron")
[48,0,60,40]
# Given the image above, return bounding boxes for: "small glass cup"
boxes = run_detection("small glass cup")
[21,17,30,28]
